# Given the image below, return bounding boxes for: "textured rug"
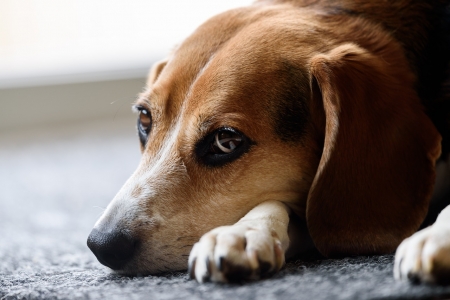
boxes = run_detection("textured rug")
[1,119,450,300]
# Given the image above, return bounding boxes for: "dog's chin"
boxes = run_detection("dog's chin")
[113,266,187,277]
[103,253,188,276]
[112,266,188,277]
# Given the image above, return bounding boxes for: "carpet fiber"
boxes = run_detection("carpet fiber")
[1,119,450,300]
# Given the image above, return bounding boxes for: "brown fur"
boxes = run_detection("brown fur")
[89,0,449,276]
[308,43,440,256]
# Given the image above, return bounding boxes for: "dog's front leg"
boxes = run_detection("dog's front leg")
[394,204,450,284]
[188,200,290,283]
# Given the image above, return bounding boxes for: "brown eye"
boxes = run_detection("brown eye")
[210,131,242,154]
[135,106,152,146]
[196,127,251,167]
[139,109,151,132]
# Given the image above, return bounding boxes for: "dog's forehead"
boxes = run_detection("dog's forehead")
[143,6,316,140]
[146,7,255,110]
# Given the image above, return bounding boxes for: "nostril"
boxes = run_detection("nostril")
[87,228,138,270]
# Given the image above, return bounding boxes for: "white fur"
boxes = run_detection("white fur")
[189,200,291,283]
[94,117,186,231]
[394,205,450,283]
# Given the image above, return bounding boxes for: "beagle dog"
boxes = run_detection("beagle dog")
[87,0,450,284]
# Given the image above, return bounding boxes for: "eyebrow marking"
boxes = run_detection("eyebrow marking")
[134,87,156,107]
[184,54,216,105]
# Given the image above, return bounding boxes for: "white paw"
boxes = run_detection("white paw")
[188,224,285,283]
[394,224,450,284]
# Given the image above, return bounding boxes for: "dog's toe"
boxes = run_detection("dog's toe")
[394,225,450,285]
[188,225,284,283]
[189,231,222,283]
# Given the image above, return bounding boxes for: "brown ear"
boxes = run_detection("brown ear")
[307,43,441,256]
[146,58,169,87]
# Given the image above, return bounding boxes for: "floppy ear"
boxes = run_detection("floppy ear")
[146,58,169,87]
[307,43,442,256]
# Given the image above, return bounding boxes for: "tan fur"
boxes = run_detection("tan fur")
[89,0,449,282]
[308,43,440,256]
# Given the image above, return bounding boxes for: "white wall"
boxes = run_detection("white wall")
[0,0,253,88]
[0,1,253,131]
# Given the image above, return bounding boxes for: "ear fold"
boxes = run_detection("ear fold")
[307,43,442,256]
[146,58,169,87]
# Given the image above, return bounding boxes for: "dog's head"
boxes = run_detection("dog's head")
[87,4,441,274]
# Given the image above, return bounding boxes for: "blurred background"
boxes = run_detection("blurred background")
[0,0,252,268]
[0,0,253,128]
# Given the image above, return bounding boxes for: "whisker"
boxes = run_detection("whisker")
[92,206,106,211]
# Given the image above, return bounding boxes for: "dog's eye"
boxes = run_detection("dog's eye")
[139,109,151,132]
[196,127,251,167]
[135,106,152,146]
[210,131,242,154]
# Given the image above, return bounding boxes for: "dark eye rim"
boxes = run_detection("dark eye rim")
[134,105,152,146]
[196,127,252,167]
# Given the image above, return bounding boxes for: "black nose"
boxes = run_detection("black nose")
[87,228,137,270]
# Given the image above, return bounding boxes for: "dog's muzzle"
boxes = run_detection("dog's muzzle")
[87,228,138,270]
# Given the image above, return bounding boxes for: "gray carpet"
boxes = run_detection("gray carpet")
[1,118,450,300]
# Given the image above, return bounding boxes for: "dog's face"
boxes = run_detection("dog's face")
[88,7,323,274]
[88,4,442,274]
